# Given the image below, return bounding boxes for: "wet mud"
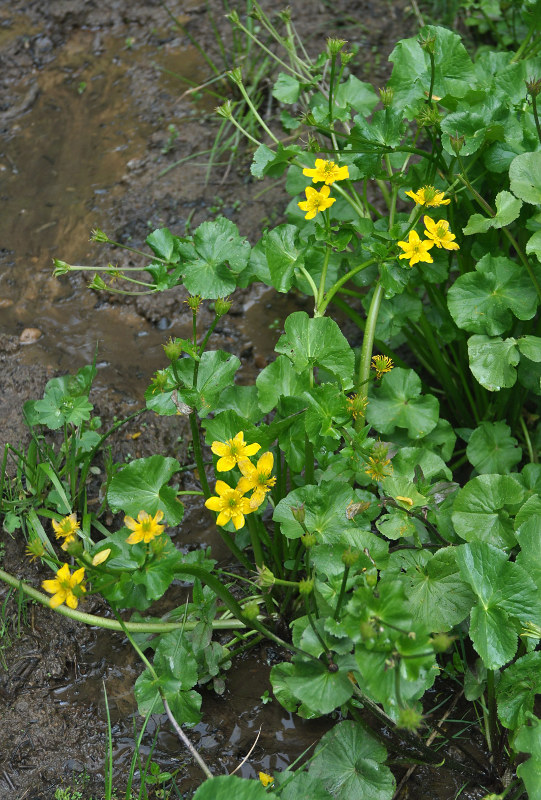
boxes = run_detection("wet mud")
[0,2,493,798]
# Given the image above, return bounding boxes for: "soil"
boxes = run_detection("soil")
[0,2,493,798]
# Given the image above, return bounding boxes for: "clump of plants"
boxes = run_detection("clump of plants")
[3,1,541,798]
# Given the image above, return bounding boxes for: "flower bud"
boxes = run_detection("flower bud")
[290,503,305,524]
[243,601,260,621]
[431,632,454,653]
[418,33,436,54]
[90,228,110,243]
[397,705,423,732]
[342,548,359,568]
[301,532,316,548]
[92,548,111,566]
[214,297,232,317]
[327,38,347,57]
[185,294,203,313]
[365,569,378,587]
[256,564,276,588]
[88,274,108,291]
[216,101,233,119]
[298,578,314,596]
[53,259,72,276]
[379,87,394,108]
[359,621,375,640]
[163,337,184,361]
[150,369,168,393]
[228,67,243,86]
[526,76,541,97]
[449,133,465,155]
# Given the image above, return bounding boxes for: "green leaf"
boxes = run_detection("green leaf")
[250,142,303,179]
[281,656,355,715]
[193,775,269,800]
[310,721,394,800]
[335,75,379,114]
[467,335,519,390]
[447,254,538,335]
[273,482,362,542]
[466,421,522,474]
[154,632,198,690]
[497,652,541,729]
[452,474,524,548]
[463,191,522,233]
[509,151,541,204]
[515,717,541,798]
[456,542,541,668]
[388,25,474,116]
[303,384,349,442]
[262,224,303,292]
[365,368,439,439]
[272,72,301,103]
[517,335,541,362]
[256,355,311,414]
[178,217,250,298]
[526,230,541,264]
[350,107,406,149]
[275,311,354,389]
[107,454,184,524]
[212,385,263,424]
[146,351,241,419]
[400,547,475,631]
[146,228,177,262]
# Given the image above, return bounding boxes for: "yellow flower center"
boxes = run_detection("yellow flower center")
[436,224,447,238]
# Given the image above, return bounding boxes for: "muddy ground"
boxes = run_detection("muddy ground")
[0,2,490,798]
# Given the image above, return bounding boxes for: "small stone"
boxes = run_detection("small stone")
[0,298,13,308]
[19,327,42,344]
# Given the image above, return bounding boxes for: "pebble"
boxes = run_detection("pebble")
[19,327,42,344]
[0,298,13,308]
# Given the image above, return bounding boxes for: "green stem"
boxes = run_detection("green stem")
[316,244,332,313]
[486,668,498,754]
[232,75,279,144]
[333,565,350,620]
[531,93,541,145]
[189,412,211,500]
[520,415,537,463]
[0,568,247,632]
[357,282,384,402]
[319,258,377,315]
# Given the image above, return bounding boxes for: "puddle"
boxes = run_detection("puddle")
[0,23,213,399]
[56,627,331,787]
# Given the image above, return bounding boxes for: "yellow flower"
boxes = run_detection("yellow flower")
[124,510,165,545]
[237,451,276,508]
[205,480,253,530]
[371,354,394,379]
[259,772,274,787]
[52,513,80,551]
[298,185,336,220]
[302,158,349,185]
[396,496,413,506]
[92,548,111,566]
[405,185,451,207]
[365,456,393,482]
[423,216,460,250]
[397,230,434,267]
[211,431,260,472]
[42,563,86,609]
[25,538,45,562]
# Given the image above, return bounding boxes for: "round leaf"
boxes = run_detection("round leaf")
[509,151,541,204]
[310,720,395,800]
[466,421,522,474]
[366,368,439,439]
[452,474,524,548]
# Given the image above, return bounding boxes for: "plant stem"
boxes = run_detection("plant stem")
[0,569,247,632]
[357,281,384,403]
[333,565,350,620]
[520,415,537,463]
[319,257,377,315]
